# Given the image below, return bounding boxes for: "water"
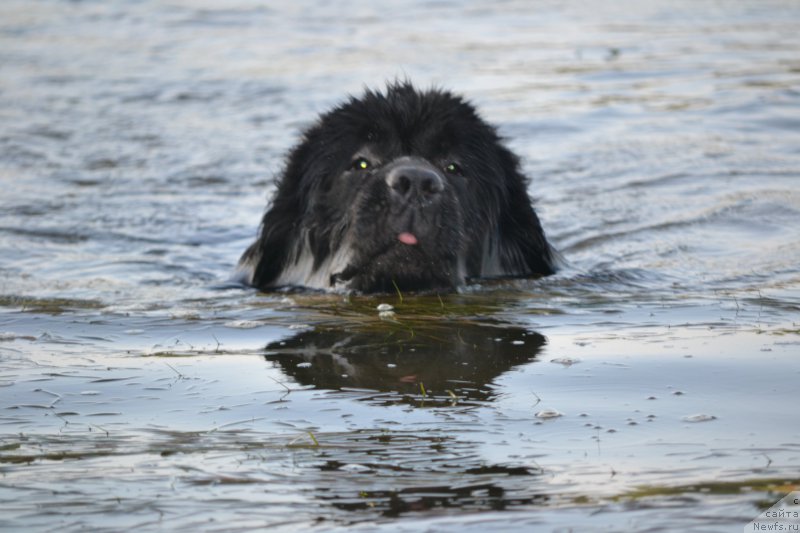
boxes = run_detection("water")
[2,1,800,531]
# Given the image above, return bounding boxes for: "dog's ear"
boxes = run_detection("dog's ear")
[495,149,556,277]
[238,129,326,289]
[237,200,299,289]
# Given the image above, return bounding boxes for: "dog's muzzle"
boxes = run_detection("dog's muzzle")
[384,157,445,209]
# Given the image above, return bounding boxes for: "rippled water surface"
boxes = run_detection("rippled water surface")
[2,1,800,531]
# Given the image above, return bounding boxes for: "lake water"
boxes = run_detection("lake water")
[1,1,799,531]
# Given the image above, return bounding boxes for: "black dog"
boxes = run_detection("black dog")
[238,83,555,292]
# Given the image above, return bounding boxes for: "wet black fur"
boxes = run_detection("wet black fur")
[239,82,555,292]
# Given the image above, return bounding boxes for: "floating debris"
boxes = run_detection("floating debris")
[170,310,201,320]
[683,413,717,423]
[536,409,563,419]
[339,463,371,473]
[376,303,396,318]
[551,357,580,366]
[223,320,261,329]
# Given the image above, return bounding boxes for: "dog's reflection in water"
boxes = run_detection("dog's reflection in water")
[264,322,545,404]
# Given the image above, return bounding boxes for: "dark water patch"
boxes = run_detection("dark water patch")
[170,6,274,28]
[24,126,73,142]
[3,202,66,217]
[0,226,90,244]
[84,157,123,171]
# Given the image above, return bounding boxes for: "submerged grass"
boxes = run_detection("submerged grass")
[0,295,104,314]
[613,477,800,504]
[271,292,531,338]
[269,289,532,320]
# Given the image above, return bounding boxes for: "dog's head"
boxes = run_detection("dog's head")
[239,83,555,293]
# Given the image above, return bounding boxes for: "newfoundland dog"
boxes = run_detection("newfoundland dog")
[238,82,556,293]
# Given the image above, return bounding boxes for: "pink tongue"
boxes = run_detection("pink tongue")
[397,232,418,245]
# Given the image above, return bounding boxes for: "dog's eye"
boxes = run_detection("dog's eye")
[444,162,462,175]
[351,157,371,171]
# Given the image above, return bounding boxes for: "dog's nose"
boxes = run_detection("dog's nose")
[385,162,444,205]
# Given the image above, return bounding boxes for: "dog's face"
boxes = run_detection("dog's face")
[331,154,464,292]
[239,83,555,293]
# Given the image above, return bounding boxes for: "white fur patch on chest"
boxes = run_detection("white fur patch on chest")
[274,242,354,290]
